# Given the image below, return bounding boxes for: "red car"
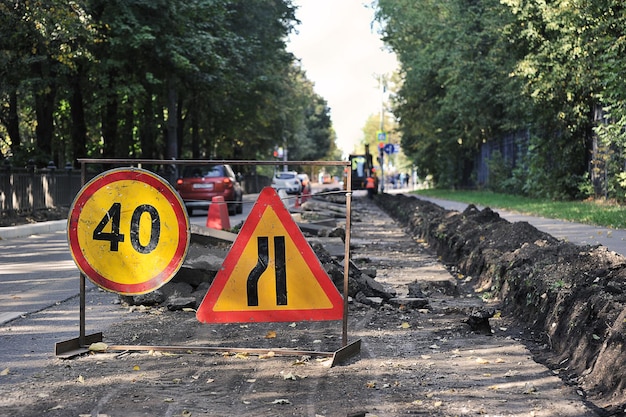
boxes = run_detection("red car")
[175,164,243,215]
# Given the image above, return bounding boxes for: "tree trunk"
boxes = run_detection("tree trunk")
[591,104,606,198]
[7,90,21,154]
[119,99,134,157]
[166,80,178,160]
[176,94,185,159]
[34,82,56,161]
[102,93,118,158]
[191,105,200,158]
[69,74,87,165]
[140,93,156,159]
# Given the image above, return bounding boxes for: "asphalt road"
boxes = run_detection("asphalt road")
[0,193,261,384]
[0,230,86,324]
[0,193,259,326]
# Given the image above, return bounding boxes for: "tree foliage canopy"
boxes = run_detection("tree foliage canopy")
[375,0,626,199]
[0,0,335,174]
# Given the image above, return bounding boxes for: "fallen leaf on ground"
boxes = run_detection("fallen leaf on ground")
[523,382,538,394]
[283,372,297,380]
[272,399,291,404]
[88,342,108,352]
[265,331,277,339]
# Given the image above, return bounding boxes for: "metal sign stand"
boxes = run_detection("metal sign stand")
[55,159,360,367]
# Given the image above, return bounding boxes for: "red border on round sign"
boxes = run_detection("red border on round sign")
[67,168,190,295]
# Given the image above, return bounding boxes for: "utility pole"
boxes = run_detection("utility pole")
[378,74,386,193]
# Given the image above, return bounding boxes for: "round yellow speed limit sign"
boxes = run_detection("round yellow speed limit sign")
[68,168,190,295]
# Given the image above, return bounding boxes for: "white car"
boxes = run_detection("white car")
[271,171,302,194]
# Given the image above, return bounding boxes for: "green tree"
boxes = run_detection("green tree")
[0,0,338,175]
[375,0,611,197]
[0,0,94,165]
[376,0,526,187]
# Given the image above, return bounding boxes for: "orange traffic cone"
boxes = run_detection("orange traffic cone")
[206,196,230,230]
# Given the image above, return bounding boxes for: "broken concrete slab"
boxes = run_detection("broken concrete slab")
[190,223,237,244]
[388,297,430,310]
[306,236,345,258]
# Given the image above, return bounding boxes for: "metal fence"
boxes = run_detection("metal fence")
[474,131,530,187]
[0,170,83,213]
[0,166,273,214]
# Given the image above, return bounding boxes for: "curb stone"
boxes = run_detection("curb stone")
[0,219,67,240]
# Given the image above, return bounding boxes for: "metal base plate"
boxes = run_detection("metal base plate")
[109,339,361,367]
[55,332,103,359]
[57,338,362,367]
[331,339,361,366]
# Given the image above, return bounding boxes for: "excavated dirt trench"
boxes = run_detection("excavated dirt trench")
[376,192,626,415]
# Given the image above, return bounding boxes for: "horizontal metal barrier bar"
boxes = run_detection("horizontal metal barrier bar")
[77,158,349,167]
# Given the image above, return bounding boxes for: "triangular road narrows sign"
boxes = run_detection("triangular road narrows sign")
[196,187,344,323]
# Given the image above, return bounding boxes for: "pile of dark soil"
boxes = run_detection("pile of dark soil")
[376,193,626,414]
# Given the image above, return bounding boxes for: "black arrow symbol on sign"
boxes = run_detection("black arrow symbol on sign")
[246,236,287,307]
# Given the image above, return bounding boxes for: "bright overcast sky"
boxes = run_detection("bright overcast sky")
[287,0,398,156]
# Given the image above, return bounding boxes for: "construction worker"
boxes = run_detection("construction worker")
[365,173,376,199]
